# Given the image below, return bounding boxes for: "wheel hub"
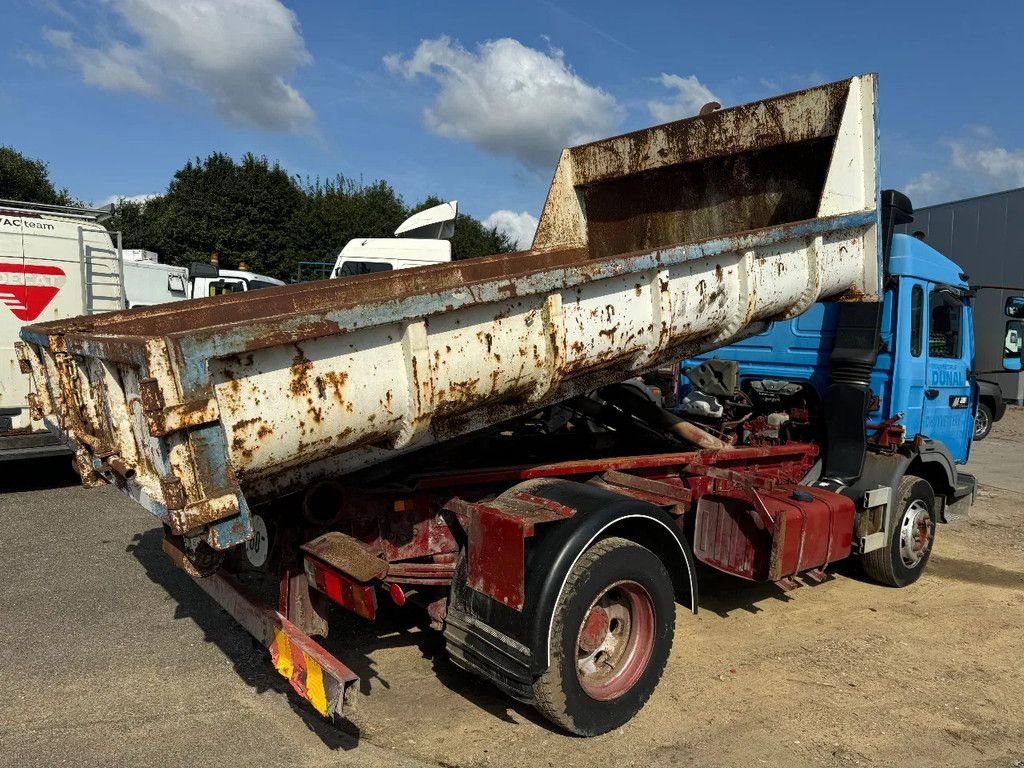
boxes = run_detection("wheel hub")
[575,581,655,701]
[975,409,990,437]
[899,499,933,568]
[579,606,611,653]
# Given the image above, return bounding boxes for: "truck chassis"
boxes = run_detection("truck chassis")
[162,437,918,735]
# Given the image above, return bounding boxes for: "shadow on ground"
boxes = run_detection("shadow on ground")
[126,526,552,746]
[124,523,896,741]
[1,455,79,492]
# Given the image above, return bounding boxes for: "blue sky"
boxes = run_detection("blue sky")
[3,0,1023,247]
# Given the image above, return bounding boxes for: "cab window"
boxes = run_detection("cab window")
[208,279,246,296]
[928,290,962,359]
[336,261,393,277]
[910,285,923,357]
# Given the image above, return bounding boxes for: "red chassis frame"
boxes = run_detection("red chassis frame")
[177,443,822,721]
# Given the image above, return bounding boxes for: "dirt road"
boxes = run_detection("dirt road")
[2,410,1022,768]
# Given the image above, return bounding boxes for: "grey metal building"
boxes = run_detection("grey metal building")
[896,187,1024,402]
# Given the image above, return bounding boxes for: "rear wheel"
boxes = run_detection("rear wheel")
[533,537,675,735]
[862,476,936,587]
[973,403,993,440]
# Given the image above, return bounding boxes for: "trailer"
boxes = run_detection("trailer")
[19,75,914,735]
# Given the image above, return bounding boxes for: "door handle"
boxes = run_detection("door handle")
[925,388,939,400]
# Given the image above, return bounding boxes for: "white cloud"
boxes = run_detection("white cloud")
[902,172,960,205]
[44,0,314,132]
[949,142,1024,188]
[385,36,623,169]
[483,210,538,250]
[647,73,718,123]
[901,127,1024,206]
[93,193,159,208]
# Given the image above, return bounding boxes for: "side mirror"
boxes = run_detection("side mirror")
[1005,296,1024,318]
[1004,319,1023,372]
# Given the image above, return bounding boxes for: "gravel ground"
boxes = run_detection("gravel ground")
[2,412,1022,768]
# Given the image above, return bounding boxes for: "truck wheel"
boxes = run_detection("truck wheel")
[862,476,935,588]
[533,537,675,736]
[973,403,993,440]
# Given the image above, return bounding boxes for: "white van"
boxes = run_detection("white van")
[330,200,456,278]
[123,252,283,307]
[1,199,124,461]
[1,201,285,461]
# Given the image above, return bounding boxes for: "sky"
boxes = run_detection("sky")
[2,0,1023,249]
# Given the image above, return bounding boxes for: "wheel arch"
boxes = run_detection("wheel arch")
[907,445,957,498]
[519,480,696,674]
[841,446,954,511]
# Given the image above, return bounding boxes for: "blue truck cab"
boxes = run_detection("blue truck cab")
[684,234,974,457]
[678,228,994,529]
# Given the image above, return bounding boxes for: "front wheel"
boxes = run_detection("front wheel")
[862,476,936,587]
[973,403,993,440]
[532,537,675,736]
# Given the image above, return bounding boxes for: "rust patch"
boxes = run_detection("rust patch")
[289,347,313,397]
[232,417,259,433]
[319,370,349,407]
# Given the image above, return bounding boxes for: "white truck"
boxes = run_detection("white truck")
[0,201,284,461]
[122,250,283,307]
[329,200,456,277]
[1,200,124,461]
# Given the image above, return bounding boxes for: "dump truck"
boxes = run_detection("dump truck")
[21,74,934,735]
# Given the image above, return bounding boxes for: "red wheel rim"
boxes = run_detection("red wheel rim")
[575,580,656,701]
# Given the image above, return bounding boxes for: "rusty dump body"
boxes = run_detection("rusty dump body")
[19,75,881,551]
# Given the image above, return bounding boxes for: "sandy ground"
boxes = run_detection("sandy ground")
[2,409,1022,767]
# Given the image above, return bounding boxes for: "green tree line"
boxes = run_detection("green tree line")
[1,146,515,280]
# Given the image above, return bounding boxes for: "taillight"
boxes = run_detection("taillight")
[304,556,377,620]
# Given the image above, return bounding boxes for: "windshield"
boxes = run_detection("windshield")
[249,279,280,290]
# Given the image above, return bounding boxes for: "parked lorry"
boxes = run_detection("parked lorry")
[122,250,284,307]
[973,379,1006,440]
[330,200,456,277]
[20,75,975,735]
[1,200,123,461]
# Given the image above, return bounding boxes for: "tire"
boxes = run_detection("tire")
[862,476,936,587]
[973,403,993,441]
[532,537,675,736]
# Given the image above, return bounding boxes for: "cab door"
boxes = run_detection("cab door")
[892,279,927,438]
[921,288,973,463]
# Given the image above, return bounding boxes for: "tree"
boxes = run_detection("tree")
[0,146,75,206]
[106,153,517,281]
[292,175,410,265]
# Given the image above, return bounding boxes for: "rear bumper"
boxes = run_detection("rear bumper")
[162,538,359,719]
[0,429,71,462]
